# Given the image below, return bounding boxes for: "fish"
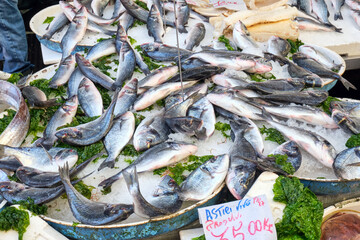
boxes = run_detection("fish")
[180,58,210,70]
[59,163,134,225]
[296,0,313,17]
[164,92,204,118]
[294,17,342,32]
[167,66,225,82]
[262,104,339,128]
[98,112,135,170]
[112,41,136,90]
[179,154,229,201]
[270,141,302,172]
[184,23,206,51]
[119,12,135,33]
[330,100,360,118]
[91,0,110,16]
[331,108,360,134]
[60,7,88,61]
[165,83,208,110]
[67,68,85,98]
[98,141,198,188]
[76,53,115,90]
[49,55,76,88]
[140,42,193,61]
[233,20,258,50]
[350,9,360,29]
[0,145,78,172]
[133,110,170,151]
[137,66,178,94]
[165,116,203,135]
[16,151,104,188]
[147,5,165,43]
[332,0,346,20]
[55,91,117,146]
[312,0,332,24]
[245,78,305,94]
[175,0,190,33]
[113,0,127,19]
[162,2,209,22]
[226,122,257,200]
[41,13,69,40]
[78,78,103,117]
[21,86,60,108]
[147,175,182,213]
[0,170,9,205]
[211,74,248,88]
[123,166,171,218]
[133,80,197,111]
[188,97,216,140]
[333,146,360,179]
[0,156,23,171]
[34,95,78,149]
[292,52,356,90]
[244,58,273,74]
[266,36,291,57]
[259,108,337,168]
[346,0,360,10]
[114,78,138,118]
[299,45,343,71]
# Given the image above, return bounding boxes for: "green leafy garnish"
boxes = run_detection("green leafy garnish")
[120,145,142,157]
[101,186,112,195]
[135,0,149,10]
[111,21,119,27]
[8,173,19,182]
[43,16,55,24]
[74,180,95,200]
[273,176,323,240]
[214,121,231,139]
[318,96,339,115]
[346,134,360,148]
[97,86,112,109]
[30,78,66,97]
[287,39,304,54]
[249,73,276,82]
[139,105,154,112]
[131,19,145,28]
[269,154,295,174]
[218,35,234,51]
[0,109,17,133]
[7,72,23,84]
[128,36,137,45]
[156,99,166,107]
[134,113,145,127]
[259,125,286,145]
[124,158,135,164]
[0,206,30,240]
[134,45,164,70]
[16,197,48,215]
[92,54,115,76]
[56,141,105,165]
[27,105,61,137]
[192,235,205,240]
[153,155,214,185]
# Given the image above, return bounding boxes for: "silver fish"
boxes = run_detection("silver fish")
[113,0,127,19]
[167,66,225,83]
[49,55,76,88]
[67,68,85,98]
[162,2,209,22]
[147,5,165,43]
[91,0,110,16]
[41,13,69,40]
[267,36,291,57]
[333,0,345,20]
[244,58,272,74]
[179,154,229,201]
[259,109,337,168]
[331,108,360,134]
[35,95,78,149]
[350,9,360,29]
[294,17,342,32]
[233,20,258,50]
[98,141,198,188]
[165,116,203,135]
[333,147,360,179]
[21,86,60,108]
[137,66,178,94]
[175,0,190,33]
[0,81,30,147]
[312,0,332,24]
[59,163,134,225]
[60,7,88,61]
[119,12,135,32]
[78,78,103,117]
[0,156,23,171]
[114,78,138,118]
[55,92,117,146]
[76,53,115,90]
[133,80,197,111]
[165,83,208,110]
[299,45,342,71]
[140,42,193,61]
[133,110,170,151]
[184,23,206,51]
[0,145,78,172]
[245,78,305,94]
[346,0,360,10]
[211,74,248,88]
[164,92,204,118]
[113,41,136,90]
[86,39,117,62]
[255,90,329,106]
[99,112,135,170]
[123,166,171,218]
[270,141,302,172]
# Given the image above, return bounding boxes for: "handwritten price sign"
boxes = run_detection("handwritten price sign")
[209,0,247,10]
[198,195,277,240]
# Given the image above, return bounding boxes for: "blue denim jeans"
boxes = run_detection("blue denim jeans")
[0,0,33,73]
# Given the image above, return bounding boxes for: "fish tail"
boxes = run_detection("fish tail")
[338,75,357,90]
[256,107,273,121]
[58,162,71,184]
[334,12,343,20]
[325,23,342,33]
[98,171,123,188]
[98,157,115,171]
[123,166,139,195]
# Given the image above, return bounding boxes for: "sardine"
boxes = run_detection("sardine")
[294,17,342,32]
[175,0,190,33]
[98,112,135,170]
[49,55,76,88]
[112,41,136,90]
[299,45,343,71]
[123,166,170,218]
[21,86,60,108]
[78,78,103,117]
[76,53,115,90]
[147,5,165,43]
[179,154,229,201]
[184,23,205,51]
[60,7,88,61]
[140,42,193,61]
[133,110,170,151]
[333,147,360,179]
[266,36,291,57]
[114,78,138,118]
[138,66,178,94]
[41,13,69,40]
[270,141,302,172]
[98,141,198,188]
[233,20,258,50]
[35,95,78,149]
[0,145,78,172]
[59,163,134,225]
[55,92,117,146]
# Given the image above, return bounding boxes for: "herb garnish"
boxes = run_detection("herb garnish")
[269,154,295,175]
[74,180,95,200]
[287,39,304,54]
[120,145,142,157]
[134,45,164,70]
[249,73,276,82]
[135,0,149,10]
[346,134,360,148]
[0,206,30,240]
[192,235,205,240]
[218,35,234,51]
[0,109,17,134]
[214,121,231,139]
[134,113,145,127]
[43,16,55,24]
[16,197,48,215]
[7,72,23,84]
[259,125,286,145]
[131,19,145,28]
[319,96,339,115]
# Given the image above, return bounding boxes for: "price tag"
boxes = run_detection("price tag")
[209,0,248,10]
[198,195,277,240]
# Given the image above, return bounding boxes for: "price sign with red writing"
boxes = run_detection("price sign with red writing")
[208,0,247,10]
[198,195,277,240]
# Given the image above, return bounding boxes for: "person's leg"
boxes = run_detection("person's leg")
[0,0,33,73]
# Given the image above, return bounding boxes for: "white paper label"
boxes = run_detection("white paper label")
[198,195,277,240]
[209,0,248,10]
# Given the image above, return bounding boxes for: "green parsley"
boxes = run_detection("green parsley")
[0,206,30,240]
[134,113,145,127]
[8,173,19,182]
[43,16,55,24]
[318,96,340,115]
[218,35,234,51]
[120,145,142,157]
[346,134,360,148]
[135,0,149,10]
[124,158,135,164]
[214,121,231,139]
[269,154,295,175]
[156,99,166,107]
[16,197,48,215]
[192,235,205,240]
[74,180,95,200]
[134,45,164,70]
[259,125,286,145]
[0,109,17,134]
[30,78,66,97]
[128,36,137,45]
[56,141,105,165]
[287,39,304,54]
[249,73,276,82]
[131,19,145,28]
[7,72,23,84]
[101,186,112,195]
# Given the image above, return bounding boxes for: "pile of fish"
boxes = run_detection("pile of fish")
[0,0,359,227]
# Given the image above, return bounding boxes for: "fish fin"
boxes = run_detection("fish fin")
[334,12,343,21]
[98,157,116,171]
[255,107,272,121]
[58,162,71,184]
[98,171,123,188]
[123,166,140,195]
[338,75,357,90]
[246,155,289,175]
[39,144,54,162]
[72,150,106,174]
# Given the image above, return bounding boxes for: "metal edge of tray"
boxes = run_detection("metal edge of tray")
[299,177,360,195]
[36,35,90,54]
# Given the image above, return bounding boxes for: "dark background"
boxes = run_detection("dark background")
[21,1,359,99]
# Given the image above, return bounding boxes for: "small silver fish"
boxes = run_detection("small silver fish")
[78,78,103,117]
[184,23,206,51]
[49,55,76,88]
